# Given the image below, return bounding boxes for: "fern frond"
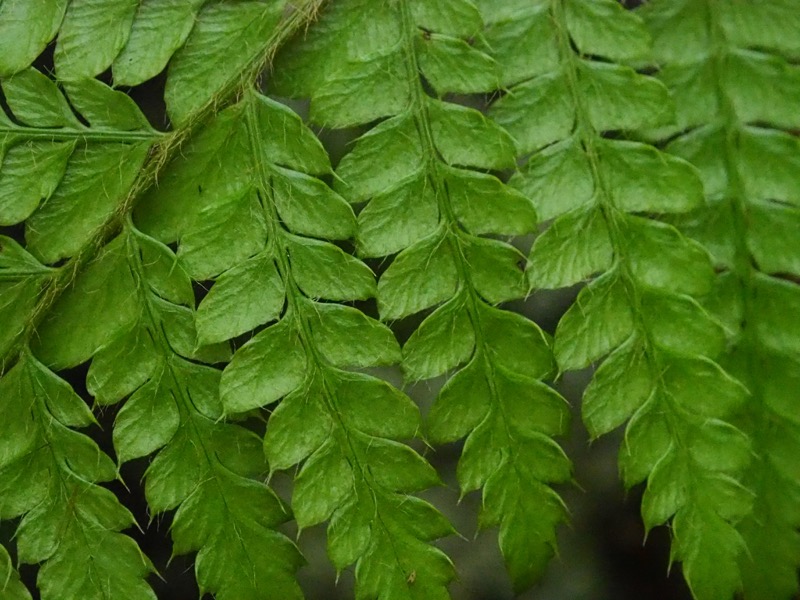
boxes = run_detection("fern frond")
[639,2,800,598]
[272,0,573,591]
[0,543,30,600]
[0,347,156,599]
[483,1,756,598]
[29,222,303,600]
[136,88,456,599]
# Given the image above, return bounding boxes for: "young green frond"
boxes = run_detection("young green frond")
[137,88,455,599]
[639,1,800,598]
[0,349,156,599]
[272,0,573,591]
[483,1,756,597]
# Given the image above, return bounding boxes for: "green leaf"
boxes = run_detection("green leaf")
[178,189,267,280]
[563,0,650,62]
[554,271,634,370]
[165,1,284,124]
[34,235,139,369]
[220,319,307,414]
[26,143,150,264]
[510,136,594,221]
[113,366,179,463]
[335,115,424,202]
[264,379,332,472]
[0,140,74,226]
[402,297,475,380]
[293,440,354,528]
[528,205,613,289]
[304,302,400,368]
[427,357,492,444]
[464,237,527,304]
[428,98,516,169]
[356,174,439,257]
[378,235,458,320]
[0,0,66,77]
[54,0,139,80]
[2,68,79,128]
[582,337,653,438]
[287,235,375,301]
[417,33,498,95]
[446,168,537,236]
[0,543,31,599]
[272,169,355,240]
[112,0,205,86]
[196,253,285,345]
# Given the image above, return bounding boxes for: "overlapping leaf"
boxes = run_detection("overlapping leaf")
[639,1,800,598]
[136,88,454,599]
[482,1,755,598]
[272,0,572,591]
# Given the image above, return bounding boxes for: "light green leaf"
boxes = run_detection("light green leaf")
[464,237,527,304]
[335,115,424,202]
[528,205,612,290]
[61,79,153,131]
[304,302,400,368]
[428,98,516,169]
[196,253,285,345]
[220,320,306,414]
[272,168,355,240]
[578,61,673,131]
[112,0,205,86]
[178,188,266,280]
[287,236,375,301]
[410,0,482,38]
[582,337,653,438]
[427,357,492,444]
[446,168,537,236]
[26,143,150,264]
[480,304,554,380]
[510,136,594,221]
[34,235,139,369]
[0,0,66,77]
[0,140,74,226]
[113,366,179,463]
[564,0,650,62]
[403,297,475,380]
[86,322,159,406]
[623,215,714,295]
[378,235,458,320]
[251,94,331,174]
[554,271,634,370]
[2,68,79,128]
[165,1,284,124]
[356,173,438,257]
[334,373,420,440]
[489,72,574,154]
[54,0,139,80]
[264,379,332,471]
[600,139,704,214]
[293,441,354,528]
[417,33,498,95]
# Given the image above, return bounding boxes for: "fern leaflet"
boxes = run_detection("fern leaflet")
[272,0,574,591]
[483,1,755,597]
[639,1,800,598]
